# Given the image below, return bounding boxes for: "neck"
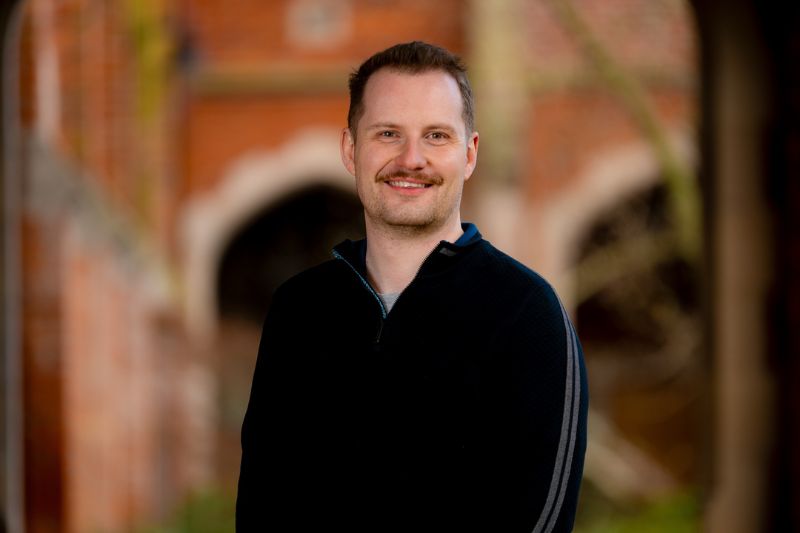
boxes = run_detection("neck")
[364,217,463,294]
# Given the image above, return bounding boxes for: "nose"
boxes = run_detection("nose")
[395,139,427,170]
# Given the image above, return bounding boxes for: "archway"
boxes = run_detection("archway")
[212,184,363,493]
[533,133,695,309]
[574,181,702,513]
[180,129,354,340]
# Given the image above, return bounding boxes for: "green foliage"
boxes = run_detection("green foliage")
[123,0,172,122]
[138,490,236,533]
[575,488,700,533]
[138,486,700,533]
[121,0,173,223]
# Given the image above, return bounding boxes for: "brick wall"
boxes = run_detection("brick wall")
[18,0,207,531]
[525,88,693,201]
[176,0,468,201]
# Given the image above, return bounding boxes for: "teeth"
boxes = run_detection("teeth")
[388,181,427,188]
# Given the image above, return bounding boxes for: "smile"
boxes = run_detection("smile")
[385,180,432,189]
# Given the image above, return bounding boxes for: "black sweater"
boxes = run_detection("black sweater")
[237,225,588,533]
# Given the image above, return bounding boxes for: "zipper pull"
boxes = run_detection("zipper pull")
[374,317,384,344]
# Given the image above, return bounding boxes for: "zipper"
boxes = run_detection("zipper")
[332,250,387,343]
[333,243,447,344]
[387,244,441,313]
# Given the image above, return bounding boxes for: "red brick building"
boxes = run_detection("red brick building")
[4,0,710,531]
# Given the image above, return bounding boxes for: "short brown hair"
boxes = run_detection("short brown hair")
[347,41,475,135]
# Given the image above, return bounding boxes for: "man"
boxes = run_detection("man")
[237,41,587,532]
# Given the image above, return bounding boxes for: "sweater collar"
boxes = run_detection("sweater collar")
[332,222,483,278]
[454,222,480,247]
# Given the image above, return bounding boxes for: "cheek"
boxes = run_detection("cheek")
[355,150,379,173]
[441,155,467,176]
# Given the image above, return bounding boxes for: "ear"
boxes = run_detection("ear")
[464,131,479,181]
[340,127,356,177]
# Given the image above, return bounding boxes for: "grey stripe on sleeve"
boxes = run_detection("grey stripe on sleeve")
[543,321,582,533]
[531,301,581,533]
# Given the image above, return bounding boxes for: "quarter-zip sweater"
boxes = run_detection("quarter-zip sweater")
[236,224,588,533]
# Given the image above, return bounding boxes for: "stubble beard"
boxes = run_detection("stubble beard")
[361,170,462,237]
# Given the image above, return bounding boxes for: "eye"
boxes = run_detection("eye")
[378,130,398,138]
[427,131,449,143]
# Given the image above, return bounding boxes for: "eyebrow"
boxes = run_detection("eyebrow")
[364,122,401,132]
[425,123,459,135]
[363,122,460,135]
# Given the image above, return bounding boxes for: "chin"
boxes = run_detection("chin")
[384,216,434,228]
[390,207,439,223]
[369,212,435,230]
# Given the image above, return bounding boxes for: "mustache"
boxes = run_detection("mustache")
[376,170,443,185]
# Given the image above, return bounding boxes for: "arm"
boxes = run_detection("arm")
[235,286,295,531]
[501,285,589,533]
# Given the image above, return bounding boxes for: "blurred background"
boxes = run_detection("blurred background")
[1,0,798,531]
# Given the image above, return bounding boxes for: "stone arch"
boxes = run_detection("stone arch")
[531,131,696,308]
[179,128,355,340]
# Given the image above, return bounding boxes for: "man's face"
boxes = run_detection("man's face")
[341,69,479,234]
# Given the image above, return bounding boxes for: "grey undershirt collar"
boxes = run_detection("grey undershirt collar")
[378,292,401,313]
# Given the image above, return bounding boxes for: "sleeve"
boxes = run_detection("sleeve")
[498,284,589,533]
[235,285,296,532]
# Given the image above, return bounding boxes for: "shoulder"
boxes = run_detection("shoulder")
[273,259,349,301]
[473,243,580,380]
[457,241,573,345]
[470,240,562,309]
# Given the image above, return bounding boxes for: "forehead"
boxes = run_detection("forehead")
[360,68,464,129]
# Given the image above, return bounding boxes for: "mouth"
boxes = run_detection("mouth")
[378,172,441,192]
[384,180,433,189]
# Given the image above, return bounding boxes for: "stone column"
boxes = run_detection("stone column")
[465,0,529,256]
[695,1,800,530]
[2,1,28,532]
